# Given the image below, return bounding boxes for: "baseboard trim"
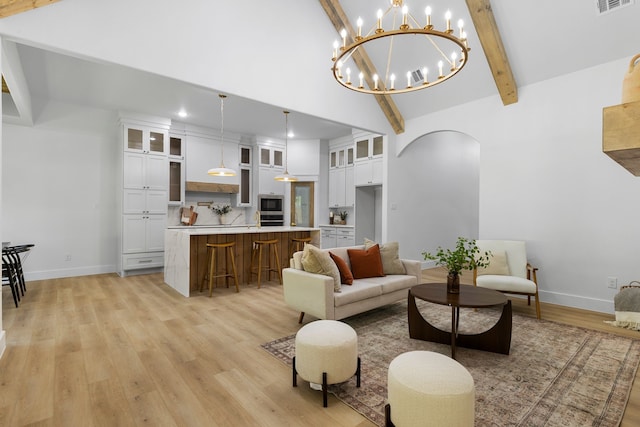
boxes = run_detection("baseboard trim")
[539,289,614,315]
[0,330,6,360]
[24,265,117,281]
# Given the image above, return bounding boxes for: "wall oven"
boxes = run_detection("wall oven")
[257,194,284,227]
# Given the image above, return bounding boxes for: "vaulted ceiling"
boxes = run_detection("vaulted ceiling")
[1,0,639,140]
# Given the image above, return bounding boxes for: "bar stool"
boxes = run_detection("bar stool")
[289,236,312,260]
[199,242,239,296]
[250,239,282,288]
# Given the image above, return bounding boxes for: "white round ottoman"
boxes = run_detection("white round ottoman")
[293,319,360,407]
[386,351,475,427]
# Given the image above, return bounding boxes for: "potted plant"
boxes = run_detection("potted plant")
[422,237,491,293]
[339,210,348,224]
[211,203,232,224]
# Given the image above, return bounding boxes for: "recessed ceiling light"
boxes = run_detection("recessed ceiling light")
[178,110,188,118]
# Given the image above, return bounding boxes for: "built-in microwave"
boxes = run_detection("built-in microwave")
[257,194,285,226]
[258,194,284,213]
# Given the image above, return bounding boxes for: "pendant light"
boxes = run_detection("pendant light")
[274,110,298,182]
[207,94,236,177]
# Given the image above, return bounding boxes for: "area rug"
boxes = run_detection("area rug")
[262,300,640,426]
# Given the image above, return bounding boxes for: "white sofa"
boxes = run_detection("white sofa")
[282,245,422,323]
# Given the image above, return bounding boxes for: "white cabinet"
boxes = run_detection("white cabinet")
[354,133,383,186]
[169,134,185,206]
[237,145,252,207]
[328,141,355,207]
[320,226,355,248]
[125,127,167,155]
[354,158,383,186]
[124,152,167,190]
[320,226,336,248]
[336,227,356,247]
[355,134,383,162]
[329,166,355,207]
[259,146,284,169]
[258,167,285,195]
[122,215,166,253]
[119,120,170,275]
[330,146,354,169]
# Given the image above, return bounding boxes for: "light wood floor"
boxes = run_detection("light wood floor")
[0,268,638,426]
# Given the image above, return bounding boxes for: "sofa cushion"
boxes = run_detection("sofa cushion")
[334,280,383,307]
[348,245,385,279]
[301,244,341,292]
[364,238,406,275]
[330,251,354,285]
[358,275,418,294]
[292,251,303,270]
[477,250,510,276]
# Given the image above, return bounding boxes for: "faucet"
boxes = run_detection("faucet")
[254,210,261,228]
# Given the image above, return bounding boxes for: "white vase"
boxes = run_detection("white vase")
[218,215,227,225]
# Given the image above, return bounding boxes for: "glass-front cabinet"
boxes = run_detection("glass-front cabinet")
[126,127,167,155]
[355,134,383,161]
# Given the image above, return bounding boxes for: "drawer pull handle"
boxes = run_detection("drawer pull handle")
[138,259,153,264]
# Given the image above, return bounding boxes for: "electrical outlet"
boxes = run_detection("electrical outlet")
[607,276,617,289]
[65,254,72,262]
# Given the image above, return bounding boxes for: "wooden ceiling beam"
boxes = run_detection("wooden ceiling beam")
[319,0,405,134]
[465,0,517,105]
[0,0,60,18]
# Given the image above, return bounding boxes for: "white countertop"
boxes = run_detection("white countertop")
[318,224,355,228]
[166,225,320,235]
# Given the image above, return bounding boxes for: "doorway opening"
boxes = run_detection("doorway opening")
[290,182,315,227]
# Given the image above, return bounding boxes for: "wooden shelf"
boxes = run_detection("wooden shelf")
[603,101,640,176]
[185,181,239,194]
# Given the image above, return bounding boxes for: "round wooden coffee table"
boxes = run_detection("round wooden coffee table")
[408,283,512,359]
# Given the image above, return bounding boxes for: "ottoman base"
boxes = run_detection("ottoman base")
[293,355,361,407]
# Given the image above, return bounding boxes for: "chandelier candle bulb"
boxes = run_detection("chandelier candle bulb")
[359,72,364,88]
[445,10,452,33]
[401,5,409,30]
[356,17,363,39]
[438,60,444,78]
[332,40,339,60]
[337,60,343,79]
[340,28,347,49]
[346,67,351,85]
[425,6,432,28]
[373,74,379,90]
[423,67,428,84]
[451,52,458,70]
[458,19,464,38]
[376,9,383,33]
[390,73,396,90]
[407,71,412,88]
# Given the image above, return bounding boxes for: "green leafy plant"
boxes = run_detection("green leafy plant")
[422,237,491,275]
[211,204,232,216]
[339,211,348,221]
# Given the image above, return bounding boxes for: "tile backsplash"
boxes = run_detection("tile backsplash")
[168,199,247,226]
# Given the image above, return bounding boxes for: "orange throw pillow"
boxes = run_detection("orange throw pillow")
[330,252,354,285]
[348,244,385,279]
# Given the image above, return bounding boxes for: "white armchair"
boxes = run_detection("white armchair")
[473,240,541,319]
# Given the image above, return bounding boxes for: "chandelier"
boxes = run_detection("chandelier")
[274,110,298,182]
[331,0,470,95]
[207,94,236,177]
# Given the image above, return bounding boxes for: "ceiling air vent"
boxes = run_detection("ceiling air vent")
[597,0,634,15]
[411,69,424,85]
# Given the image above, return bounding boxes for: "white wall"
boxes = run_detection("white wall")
[387,131,480,265]
[1,100,118,279]
[0,0,392,138]
[389,57,639,313]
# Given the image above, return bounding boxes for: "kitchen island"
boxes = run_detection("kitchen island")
[164,226,320,297]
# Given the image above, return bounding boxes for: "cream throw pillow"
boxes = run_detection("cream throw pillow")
[477,250,510,276]
[301,244,341,292]
[364,238,406,275]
